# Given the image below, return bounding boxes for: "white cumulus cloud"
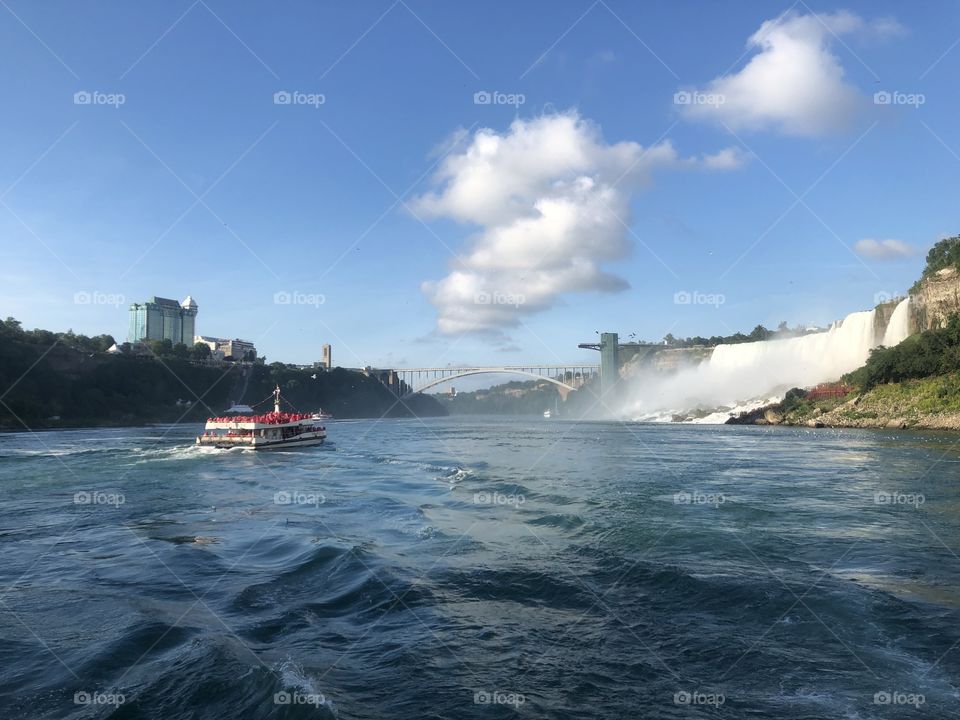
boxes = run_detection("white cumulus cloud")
[679,11,898,136]
[854,238,918,259]
[413,112,733,335]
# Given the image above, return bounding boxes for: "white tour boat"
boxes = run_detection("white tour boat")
[196,386,327,450]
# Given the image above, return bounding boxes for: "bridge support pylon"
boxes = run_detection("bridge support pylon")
[599,333,620,399]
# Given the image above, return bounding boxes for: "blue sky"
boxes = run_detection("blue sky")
[1,0,958,371]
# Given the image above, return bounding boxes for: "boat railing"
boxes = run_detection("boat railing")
[205,411,313,424]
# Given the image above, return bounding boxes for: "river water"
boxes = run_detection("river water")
[2,418,960,719]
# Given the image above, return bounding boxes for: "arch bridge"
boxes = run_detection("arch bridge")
[393,365,600,397]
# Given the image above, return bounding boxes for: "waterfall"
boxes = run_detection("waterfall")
[622,308,884,421]
[881,297,910,347]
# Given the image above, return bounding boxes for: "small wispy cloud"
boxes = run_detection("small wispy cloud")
[591,49,616,64]
[700,147,749,170]
[854,238,919,259]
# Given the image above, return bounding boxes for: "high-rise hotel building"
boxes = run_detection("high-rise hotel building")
[128,296,198,345]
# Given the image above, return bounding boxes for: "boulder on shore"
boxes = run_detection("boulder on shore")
[726,403,780,425]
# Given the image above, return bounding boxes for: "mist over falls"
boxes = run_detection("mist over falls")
[620,298,912,421]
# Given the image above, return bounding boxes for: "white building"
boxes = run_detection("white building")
[194,335,257,361]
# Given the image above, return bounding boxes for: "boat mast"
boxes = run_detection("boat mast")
[273,385,281,413]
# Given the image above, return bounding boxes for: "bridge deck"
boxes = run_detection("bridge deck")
[395,364,599,372]
[389,364,601,396]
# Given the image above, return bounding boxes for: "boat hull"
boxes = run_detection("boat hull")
[252,435,326,450]
[196,433,326,450]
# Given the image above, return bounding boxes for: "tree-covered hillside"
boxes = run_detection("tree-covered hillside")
[438,379,563,416]
[0,318,444,428]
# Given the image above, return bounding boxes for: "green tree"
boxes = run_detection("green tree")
[147,339,174,357]
[749,325,771,341]
[191,342,212,360]
[0,317,23,339]
[90,334,116,352]
[845,315,960,390]
[25,329,56,345]
[912,234,960,293]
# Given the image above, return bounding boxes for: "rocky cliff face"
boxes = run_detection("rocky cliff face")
[620,345,712,377]
[874,298,902,338]
[646,346,713,371]
[911,267,960,333]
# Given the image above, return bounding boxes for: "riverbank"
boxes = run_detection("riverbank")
[0,333,446,430]
[728,374,960,430]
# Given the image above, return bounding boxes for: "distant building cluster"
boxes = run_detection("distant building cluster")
[124,294,342,367]
[128,296,197,346]
[127,295,256,362]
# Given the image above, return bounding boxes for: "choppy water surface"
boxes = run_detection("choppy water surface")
[2,418,960,719]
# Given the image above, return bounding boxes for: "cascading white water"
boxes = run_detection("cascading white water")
[621,301,912,422]
[881,297,911,347]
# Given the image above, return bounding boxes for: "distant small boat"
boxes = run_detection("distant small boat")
[543,409,551,419]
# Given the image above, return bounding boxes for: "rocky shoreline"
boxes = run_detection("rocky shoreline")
[727,377,960,431]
